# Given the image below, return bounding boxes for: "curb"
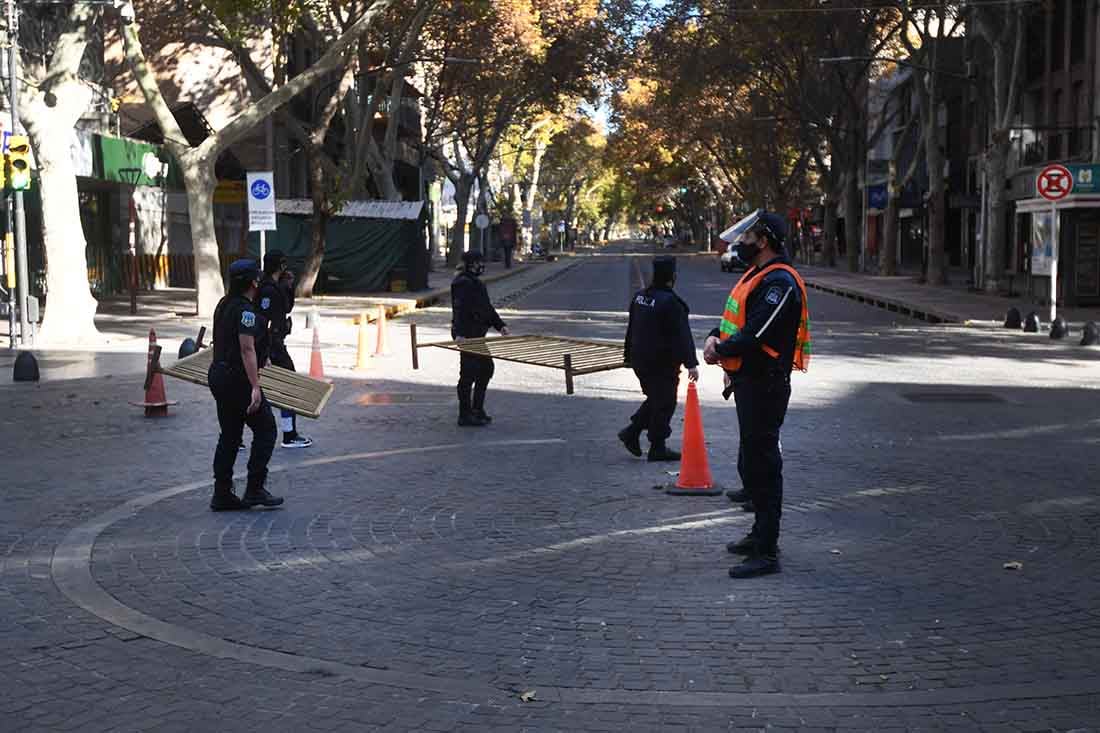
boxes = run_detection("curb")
[312,263,540,325]
[803,279,963,325]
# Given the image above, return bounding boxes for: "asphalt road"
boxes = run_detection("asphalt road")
[2,244,1098,731]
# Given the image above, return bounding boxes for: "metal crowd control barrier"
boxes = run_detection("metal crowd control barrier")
[410,324,626,395]
[160,346,334,419]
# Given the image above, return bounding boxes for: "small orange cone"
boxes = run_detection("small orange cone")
[666,382,722,495]
[355,311,371,370]
[309,325,325,380]
[131,328,177,417]
[373,304,389,356]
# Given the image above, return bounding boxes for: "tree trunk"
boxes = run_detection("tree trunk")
[823,199,838,267]
[180,156,223,317]
[448,176,473,267]
[983,136,1010,293]
[521,138,546,251]
[882,193,900,276]
[298,155,330,298]
[299,211,329,299]
[844,167,861,273]
[28,123,100,344]
[925,142,948,285]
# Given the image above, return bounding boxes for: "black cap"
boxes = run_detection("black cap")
[652,256,676,284]
[461,250,484,266]
[228,258,260,281]
[263,249,287,274]
[753,212,787,247]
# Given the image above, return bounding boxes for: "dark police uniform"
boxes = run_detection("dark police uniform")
[452,267,506,423]
[256,261,312,447]
[258,272,295,370]
[208,290,277,504]
[622,262,697,457]
[709,255,802,559]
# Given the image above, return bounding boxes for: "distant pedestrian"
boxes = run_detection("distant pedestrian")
[452,250,509,426]
[703,210,811,578]
[619,256,699,462]
[258,250,313,449]
[207,259,284,511]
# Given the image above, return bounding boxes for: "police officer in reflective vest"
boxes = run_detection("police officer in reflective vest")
[257,249,312,449]
[207,259,284,511]
[619,256,699,461]
[703,211,811,578]
[452,250,509,426]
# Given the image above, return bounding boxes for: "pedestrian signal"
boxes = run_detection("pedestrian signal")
[6,135,31,191]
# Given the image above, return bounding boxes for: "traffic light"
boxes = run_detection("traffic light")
[6,135,31,191]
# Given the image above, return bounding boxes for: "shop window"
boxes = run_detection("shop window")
[1070,0,1086,64]
[1052,0,1065,71]
[1025,14,1044,81]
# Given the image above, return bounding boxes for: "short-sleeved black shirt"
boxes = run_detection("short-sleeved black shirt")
[212,294,269,371]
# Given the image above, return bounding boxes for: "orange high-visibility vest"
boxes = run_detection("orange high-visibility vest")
[718,263,811,373]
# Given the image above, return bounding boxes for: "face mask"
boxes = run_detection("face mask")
[468,263,485,276]
[733,240,759,264]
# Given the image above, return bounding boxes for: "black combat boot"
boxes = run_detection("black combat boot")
[729,553,780,578]
[210,482,248,512]
[726,489,750,503]
[457,385,485,426]
[472,385,492,425]
[726,534,758,555]
[242,477,284,508]
[726,535,780,556]
[617,425,642,457]
[647,441,681,462]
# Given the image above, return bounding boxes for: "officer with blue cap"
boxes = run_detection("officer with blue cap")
[206,259,283,511]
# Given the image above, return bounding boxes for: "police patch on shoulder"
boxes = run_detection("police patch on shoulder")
[764,286,783,305]
[241,311,256,328]
[260,297,271,311]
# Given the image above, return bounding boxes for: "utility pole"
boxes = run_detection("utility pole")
[6,0,30,346]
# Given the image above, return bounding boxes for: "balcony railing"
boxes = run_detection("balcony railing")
[1010,125,1095,169]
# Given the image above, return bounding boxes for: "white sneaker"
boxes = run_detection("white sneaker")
[281,435,314,449]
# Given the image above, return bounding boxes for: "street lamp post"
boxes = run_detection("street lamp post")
[118,167,143,315]
[6,0,31,345]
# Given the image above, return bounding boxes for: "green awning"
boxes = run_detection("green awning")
[95,134,183,188]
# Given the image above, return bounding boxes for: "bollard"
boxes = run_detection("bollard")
[1081,321,1099,346]
[1050,316,1069,340]
[1023,311,1040,333]
[12,351,39,382]
[1004,307,1022,329]
[355,311,371,370]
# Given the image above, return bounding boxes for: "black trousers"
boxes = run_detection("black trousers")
[503,246,514,269]
[208,362,277,490]
[733,374,792,554]
[630,365,680,443]
[458,351,495,414]
[269,337,295,371]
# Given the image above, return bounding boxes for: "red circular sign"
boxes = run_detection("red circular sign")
[1037,164,1074,202]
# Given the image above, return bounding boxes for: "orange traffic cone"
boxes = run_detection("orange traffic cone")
[131,328,178,417]
[665,382,722,495]
[309,325,325,380]
[355,311,371,370]
[373,304,389,356]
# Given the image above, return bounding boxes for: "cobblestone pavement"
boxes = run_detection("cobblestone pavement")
[2,245,1100,731]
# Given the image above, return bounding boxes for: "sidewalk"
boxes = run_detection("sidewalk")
[800,264,1100,329]
[1,255,574,383]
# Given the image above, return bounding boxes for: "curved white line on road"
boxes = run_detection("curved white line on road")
[50,437,1100,709]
